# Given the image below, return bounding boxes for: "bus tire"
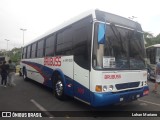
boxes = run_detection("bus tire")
[23,67,28,80]
[54,75,66,100]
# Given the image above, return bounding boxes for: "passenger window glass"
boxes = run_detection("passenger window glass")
[27,46,31,58]
[56,28,73,55]
[31,43,37,58]
[37,40,44,57]
[45,35,55,56]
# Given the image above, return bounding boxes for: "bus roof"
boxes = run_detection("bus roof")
[146,44,160,48]
[24,9,142,47]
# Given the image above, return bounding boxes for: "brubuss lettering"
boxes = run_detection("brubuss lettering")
[44,57,61,66]
[104,74,121,79]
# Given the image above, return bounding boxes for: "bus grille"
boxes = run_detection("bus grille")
[115,82,140,90]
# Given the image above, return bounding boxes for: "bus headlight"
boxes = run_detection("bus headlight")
[141,81,147,86]
[144,81,147,85]
[141,81,144,86]
[103,85,107,91]
[109,85,114,91]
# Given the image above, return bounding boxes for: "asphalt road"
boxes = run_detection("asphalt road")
[0,74,160,119]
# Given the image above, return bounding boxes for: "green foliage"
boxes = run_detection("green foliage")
[9,48,22,64]
[145,32,160,47]
[0,47,22,65]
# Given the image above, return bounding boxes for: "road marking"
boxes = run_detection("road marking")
[139,103,148,106]
[138,99,160,107]
[30,99,54,118]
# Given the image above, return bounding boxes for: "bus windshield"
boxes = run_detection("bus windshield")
[93,23,146,70]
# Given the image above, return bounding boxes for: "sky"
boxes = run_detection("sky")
[0,0,160,50]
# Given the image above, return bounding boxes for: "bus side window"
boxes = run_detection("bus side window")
[62,28,73,55]
[56,27,73,56]
[56,32,64,55]
[45,35,55,56]
[71,16,92,70]
[31,42,37,58]
[27,45,31,59]
[73,26,90,70]
[37,40,44,58]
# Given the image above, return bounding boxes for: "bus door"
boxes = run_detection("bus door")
[73,61,90,103]
[72,21,91,103]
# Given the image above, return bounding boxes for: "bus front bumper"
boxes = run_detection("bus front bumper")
[90,86,149,107]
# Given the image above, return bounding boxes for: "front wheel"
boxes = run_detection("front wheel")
[54,76,66,100]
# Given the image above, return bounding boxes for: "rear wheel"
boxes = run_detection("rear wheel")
[23,68,28,80]
[54,75,66,100]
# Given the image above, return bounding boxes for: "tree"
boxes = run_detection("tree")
[154,34,160,44]
[144,32,154,47]
[9,48,22,64]
[144,32,160,47]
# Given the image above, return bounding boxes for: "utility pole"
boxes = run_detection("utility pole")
[4,39,10,51]
[20,28,27,46]
[4,39,10,56]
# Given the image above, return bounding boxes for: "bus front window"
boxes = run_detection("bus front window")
[93,23,146,70]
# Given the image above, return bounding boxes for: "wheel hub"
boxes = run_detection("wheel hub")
[55,80,63,96]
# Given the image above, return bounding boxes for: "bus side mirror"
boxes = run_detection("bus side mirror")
[98,23,106,44]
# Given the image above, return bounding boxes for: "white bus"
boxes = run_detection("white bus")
[20,9,149,107]
[146,44,160,80]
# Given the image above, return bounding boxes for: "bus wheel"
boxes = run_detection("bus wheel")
[54,76,66,100]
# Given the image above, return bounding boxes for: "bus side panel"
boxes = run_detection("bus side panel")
[21,58,51,84]
[57,56,74,97]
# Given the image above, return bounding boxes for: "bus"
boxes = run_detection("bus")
[20,9,149,107]
[146,44,160,80]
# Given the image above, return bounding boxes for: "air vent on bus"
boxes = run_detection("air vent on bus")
[115,82,140,90]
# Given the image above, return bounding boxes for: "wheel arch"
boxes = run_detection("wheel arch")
[51,69,67,91]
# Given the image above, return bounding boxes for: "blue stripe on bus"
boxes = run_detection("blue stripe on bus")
[90,86,149,107]
[73,80,91,103]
